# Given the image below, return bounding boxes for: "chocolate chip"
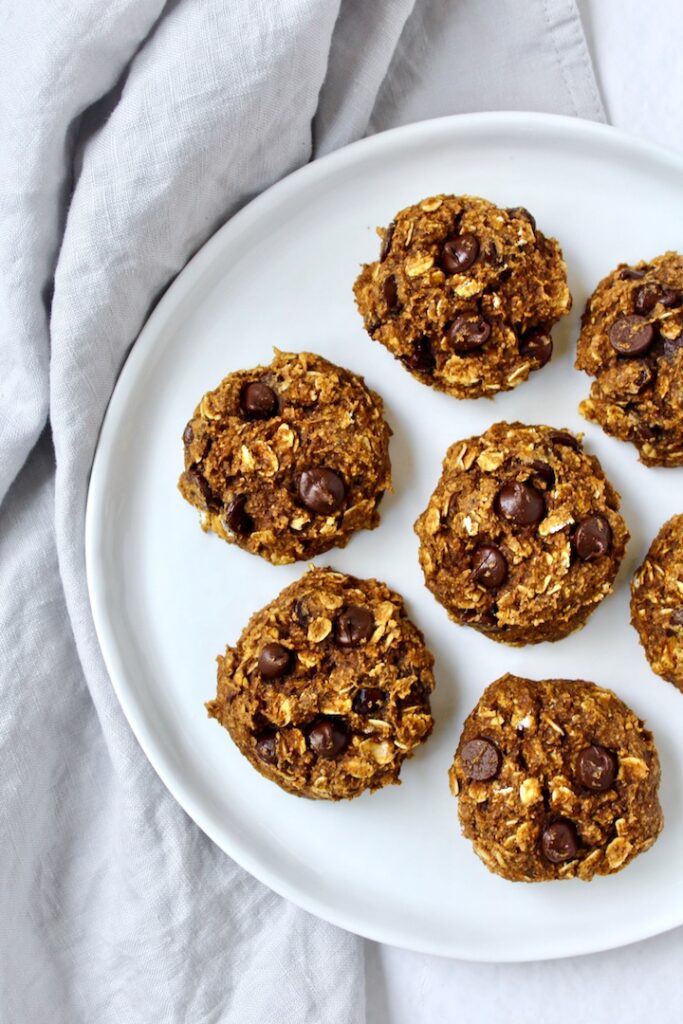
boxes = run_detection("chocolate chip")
[529,460,555,490]
[382,274,400,313]
[447,313,492,354]
[297,468,346,514]
[495,481,545,526]
[186,467,217,510]
[441,233,480,274]
[519,328,553,367]
[619,267,647,280]
[225,494,254,535]
[307,718,350,758]
[240,382,278,420]
[506,206,536,232]
[660,287,683,308]
[335,605,374,647]
[576,745,617,792]
[379,221,395,262]
[352,687,386,715]
[484,240,501,265]
[670,608,683,627]
[258,643,293,680]
[460,738,501,781]
[471,544,508,589]
[182,422,194,446]
[633,282,661,315]
[541,819,579,863]
[549,430,580,451]
[574,515,612,561]
[255,732,277,765]
[402,336,435,373]
[609,315,655,356]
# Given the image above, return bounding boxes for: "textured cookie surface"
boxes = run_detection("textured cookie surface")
[353,194,571,399]
[631,514,683,691]
[207,568,435,800]
[415,422,628,645]
[178,350,392,564]
[576,251,683,467]
[450,674,663,882]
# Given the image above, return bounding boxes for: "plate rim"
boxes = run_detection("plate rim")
[85,110,683,962]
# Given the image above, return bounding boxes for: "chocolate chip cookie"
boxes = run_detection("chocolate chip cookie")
[450,673,663,881]
[353,195,571,399]
[576,251,683,466]
[631,514,683,691]
[178,350,392,564]
[207,567,435,799]
[415,422,629,645]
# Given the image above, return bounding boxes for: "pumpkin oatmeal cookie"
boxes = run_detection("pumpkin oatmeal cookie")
[207,567,435,800]
[631,514,683,691]
[178,350,392,564]
[450,673,663,881]
[353,194,571,399]
[415,422,629,645]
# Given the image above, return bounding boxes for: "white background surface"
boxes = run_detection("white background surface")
[2,0,683,1021]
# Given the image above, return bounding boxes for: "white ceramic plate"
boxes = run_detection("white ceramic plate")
[86,112,683,961]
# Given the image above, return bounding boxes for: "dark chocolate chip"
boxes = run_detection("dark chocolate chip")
[549,430,580,451]
[660,287,683,308]
[352,687,387,715]
[484,240,501,265]
[258,643,293,680]
[541,819,579,863]
[379,221,395,262]
[460,738,501,781]
[335,605,374,648]
[402,336,435,373]
[255,732,277,765]
[576,745,617,792]
[529,460,555,490]
[670,608,683,627]
[307,718,350,758]
[633,282,661,315]
[240,382,278,420]
[186,467,217,510]
[519,328,553,367]
[574,515,612,561]
[609,314,655,356]
[447,313,492,354]
[225,494,254,535]
[495,481,545,526]
[182,422,194,446]
[297,468,346,514]
[441,233,480,274]
[382,274,400,313]
[506,206,536,231]
[471,544,508,589]
[619,267,647,280]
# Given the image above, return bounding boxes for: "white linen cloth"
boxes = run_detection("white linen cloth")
[1,1,681,1021]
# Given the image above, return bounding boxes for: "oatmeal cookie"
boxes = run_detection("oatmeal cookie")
[353,194,571,399]
[631,514,683,691]
[207,567,435,800]
[450,673,663,881]
[415,422,629,645]
[576,251,683,466]
[178,350,392,564]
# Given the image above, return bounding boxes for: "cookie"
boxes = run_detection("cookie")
[415,422,629,645]
[207,567,435,800]
[353,194,571,399]
[576,251,683,467]
[631,514,683,691]
[450,673,663,882]
[178,350,392,564]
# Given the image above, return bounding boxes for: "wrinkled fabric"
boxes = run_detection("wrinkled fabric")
[1,0,681,1021]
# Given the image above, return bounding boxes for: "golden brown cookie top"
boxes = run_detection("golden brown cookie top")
[415,421,629,645]
[178,350,392,564]
[353,194,571,399]
[451,673,663,882]
[207,568,435,800]
[576,251,683,467]
[631,513,683,690]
